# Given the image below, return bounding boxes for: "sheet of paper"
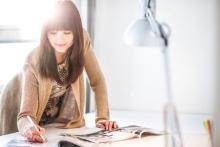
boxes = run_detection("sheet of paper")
[3,136,38,147]
[46,126,103,136]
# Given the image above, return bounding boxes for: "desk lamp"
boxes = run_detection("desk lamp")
[124,0,183,147]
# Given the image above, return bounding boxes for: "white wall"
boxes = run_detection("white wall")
[90,0,219,114]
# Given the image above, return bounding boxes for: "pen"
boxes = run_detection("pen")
[203,119,213,147]
[207,120,213,137]
[27,116,46,142]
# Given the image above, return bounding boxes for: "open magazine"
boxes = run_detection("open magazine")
[60,125,163,144]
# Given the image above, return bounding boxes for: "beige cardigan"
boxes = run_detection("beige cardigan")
[0,30,109,135]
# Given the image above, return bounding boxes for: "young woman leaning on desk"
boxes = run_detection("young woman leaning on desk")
[0,0,118,143]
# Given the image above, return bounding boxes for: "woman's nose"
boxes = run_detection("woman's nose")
[55,32,65,41]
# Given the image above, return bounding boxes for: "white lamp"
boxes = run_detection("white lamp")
[124,0,184,147]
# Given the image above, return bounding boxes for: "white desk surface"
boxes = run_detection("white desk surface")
[0,110,212,147]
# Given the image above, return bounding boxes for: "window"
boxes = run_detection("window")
[0,0,54,90]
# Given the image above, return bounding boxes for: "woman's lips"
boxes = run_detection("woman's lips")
[55,44,66,47]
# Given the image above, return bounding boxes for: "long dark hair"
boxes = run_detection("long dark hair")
[38,0,84,85]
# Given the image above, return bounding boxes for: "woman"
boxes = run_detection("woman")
[0,0,118,143]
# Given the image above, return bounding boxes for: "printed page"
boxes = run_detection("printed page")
[76,131,137,143]
[53,126,103,136]
[60,125,163,143]
[120,125,163,137]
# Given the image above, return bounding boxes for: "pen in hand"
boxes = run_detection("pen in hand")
[26,116,46,142]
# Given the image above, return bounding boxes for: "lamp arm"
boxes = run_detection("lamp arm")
[139,0,156,18]
[146,9,162,38]
[139,0,150,19]
[159,23,172,48]
[162,34,184,147]
[146,8,171,48]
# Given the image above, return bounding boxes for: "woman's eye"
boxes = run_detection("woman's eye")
[63,31,72,35]
[49,31,57,35]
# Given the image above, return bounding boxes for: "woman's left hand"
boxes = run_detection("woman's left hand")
[96,120,118,131]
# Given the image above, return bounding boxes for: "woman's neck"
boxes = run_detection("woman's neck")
[55,52,67,64]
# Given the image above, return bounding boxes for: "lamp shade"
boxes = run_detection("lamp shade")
[124,18,164,47]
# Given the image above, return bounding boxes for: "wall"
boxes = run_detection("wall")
[90,0,219,114]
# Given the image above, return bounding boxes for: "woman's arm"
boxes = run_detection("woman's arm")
[83,31,118,131]
[83,31,110,123]
[17,63,39,125]
[17,62,45,142]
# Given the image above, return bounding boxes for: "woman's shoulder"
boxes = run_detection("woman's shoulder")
[24,46,40,70]
[25,47,39,62]
[82,28,92,54]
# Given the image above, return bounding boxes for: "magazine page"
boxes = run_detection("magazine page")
[120,125,163,137]
[49,126,103,136]
[60,125,163,144]
[75,130,137,143]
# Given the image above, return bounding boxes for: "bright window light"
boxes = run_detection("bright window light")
[0,0,55,40]
[0,0,55,88]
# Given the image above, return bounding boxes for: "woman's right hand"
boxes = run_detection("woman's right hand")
[23,125,46,143]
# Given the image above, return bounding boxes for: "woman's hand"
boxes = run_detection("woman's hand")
[23,125,46,143]
[96,120,119,131]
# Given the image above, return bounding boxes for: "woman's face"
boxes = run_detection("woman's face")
[47,30,74,55]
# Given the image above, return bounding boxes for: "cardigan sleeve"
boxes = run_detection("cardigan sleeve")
[17,62,39,135]
[83,30,110,123]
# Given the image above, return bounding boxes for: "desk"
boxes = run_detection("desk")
[0,110,212,147]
